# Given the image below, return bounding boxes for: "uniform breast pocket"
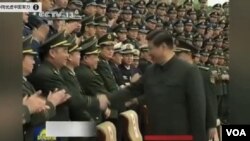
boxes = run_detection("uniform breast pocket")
[163,82,185,103]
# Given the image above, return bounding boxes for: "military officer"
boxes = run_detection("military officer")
[83,0,97,16]
[145,15,157,31]
[177,5,186,20]
[80,16,97,41]
[196,22,207,36]
[145,0,157,17]
[22,36,70,141]
[67,0,83,11]
[138,45,152,74]
[132,49,141,74]
[75,37,104,122]
[127,21,140,49]
[134,0,146,16]
[112,22,128,43]
[167,7,178,24]
[185,32,193,45]
[200,50,210,66]
[96,33,119,93]
[174,39,217,140]
[173,20,185,36]
[184,19,194,34]
[214,35,224,48]
[94,16,109,39]
[106,2,120,28]
[197,0,209,15]
[137,25,149,47]
[96,0,107,17]
[120,5,133,25]
[207,51,224,120]
[60,36,109,141]
[217,51,229,124]
[28,32,74,141]
[183,0,193,10]
[208,11,219,25]
[197,12,207,23]
[75,37,113,123]
[132,9,143,25]
[187,8,197,23]
[193,34,203,49]
[109,42,126,88]
[109,30,206,141]
[156,2,168,22]
[64,9,83,36]
[192,50,201,65]
[203,38,214,51]
[119,43,135,85]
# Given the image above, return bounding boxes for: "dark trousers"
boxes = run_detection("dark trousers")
[217,95,229,123]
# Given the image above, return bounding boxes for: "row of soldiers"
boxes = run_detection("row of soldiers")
[22,0,230,140]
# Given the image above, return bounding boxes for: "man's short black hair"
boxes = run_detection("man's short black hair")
[146,29,165,41]
[151,31,174,49]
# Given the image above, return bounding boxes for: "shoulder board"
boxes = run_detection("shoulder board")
[93,70,99,76]
[198,66,210,71]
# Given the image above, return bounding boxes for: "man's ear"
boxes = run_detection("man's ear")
[49,48,56,59]
[68,53,72,61]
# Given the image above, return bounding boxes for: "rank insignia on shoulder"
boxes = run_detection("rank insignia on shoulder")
[53,69,60,75]
[210,75,216,84]
[93,70,99,75]
[198,66,210,71]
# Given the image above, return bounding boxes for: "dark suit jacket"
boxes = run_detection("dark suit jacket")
[110,56,206,141]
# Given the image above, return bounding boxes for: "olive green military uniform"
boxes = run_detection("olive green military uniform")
[28,32,76,141]
[75,64,108,123]
[198,66,218,130]
[97,57,119,93]
[217,65,229,122]
[96,33,119,93]
[22,36,56,141]
[23,77,56,141]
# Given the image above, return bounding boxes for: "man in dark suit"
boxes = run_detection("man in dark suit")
[108,30,206,141]
[22,36,70,141]
[174,39,218,140]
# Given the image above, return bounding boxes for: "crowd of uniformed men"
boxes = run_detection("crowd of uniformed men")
[22,0,230,140]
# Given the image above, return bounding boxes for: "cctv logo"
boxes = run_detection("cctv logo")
[226,129,246,136]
